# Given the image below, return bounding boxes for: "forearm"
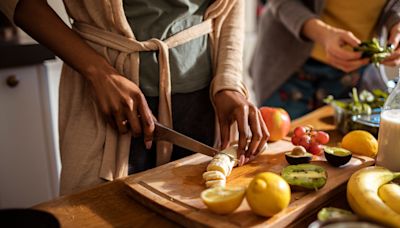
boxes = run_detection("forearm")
[301,18,331,45]
[211,0,248,99]
[268,0,317,41]
[14,0,111,81]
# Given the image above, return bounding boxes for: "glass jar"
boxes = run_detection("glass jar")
[376,75,400,171]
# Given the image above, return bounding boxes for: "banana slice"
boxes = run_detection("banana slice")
[205,179,226,188]
[203,171,226,181]
[207,160,230,176]
[226,160,235,176]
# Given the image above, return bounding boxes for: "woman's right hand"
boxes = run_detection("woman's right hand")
[87,65,155,149]
[302,18,369,72]
[13,0,155,147]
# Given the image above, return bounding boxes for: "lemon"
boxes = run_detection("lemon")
[341,130,378,157]
[246,172,291,217]
[201,186,245,214]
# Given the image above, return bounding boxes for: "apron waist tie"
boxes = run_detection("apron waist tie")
[72,19,213,167]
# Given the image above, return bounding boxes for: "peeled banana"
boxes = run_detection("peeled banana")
[203,143,267,188]
[378,183,400,214]
[347,166,400,227]
[202,170,226,181]
[205,179,226,188]
[203,146,239,188]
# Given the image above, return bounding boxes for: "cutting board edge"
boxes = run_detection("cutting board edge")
[124,181,241,228]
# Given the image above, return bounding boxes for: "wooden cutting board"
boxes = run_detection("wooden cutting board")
[124,140,374,228]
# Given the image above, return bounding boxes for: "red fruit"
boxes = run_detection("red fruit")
[294,127,307,137]
[299,135,311,150]
[315,131,330,145]
[291,136,301,145]
[260,107,291,142]
[309,142,323,155]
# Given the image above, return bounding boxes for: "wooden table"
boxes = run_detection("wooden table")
[34,106,355,227]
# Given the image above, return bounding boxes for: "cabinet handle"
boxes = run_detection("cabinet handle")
[6,75,19,88]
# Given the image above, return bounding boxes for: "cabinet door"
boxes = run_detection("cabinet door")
[0,65,58,208]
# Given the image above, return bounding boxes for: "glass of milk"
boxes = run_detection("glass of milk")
[376,76,400,171]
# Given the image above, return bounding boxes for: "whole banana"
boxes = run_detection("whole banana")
[379,183,400,214]
[347,166,400,227]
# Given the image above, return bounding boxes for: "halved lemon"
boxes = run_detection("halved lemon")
[201,186,245,214]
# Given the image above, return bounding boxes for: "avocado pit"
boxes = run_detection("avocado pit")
[285,146,313,165]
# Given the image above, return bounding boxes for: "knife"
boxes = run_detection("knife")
[153,122,219,157]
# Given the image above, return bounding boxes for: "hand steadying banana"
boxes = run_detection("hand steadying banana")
[347,166,400,227]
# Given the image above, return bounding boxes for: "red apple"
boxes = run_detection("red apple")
[260,107,291,142]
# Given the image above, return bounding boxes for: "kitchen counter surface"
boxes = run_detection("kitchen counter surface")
[0,37,55,69]
[33,106,356,227]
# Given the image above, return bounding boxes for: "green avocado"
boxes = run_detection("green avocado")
[318,207,356,222]
[285,150,312,165]
[324,147,352,167]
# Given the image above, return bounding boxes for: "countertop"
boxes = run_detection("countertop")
[33,106,354,227]
[0,35,55,69]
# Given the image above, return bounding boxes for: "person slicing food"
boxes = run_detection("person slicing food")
[0,0,269,195]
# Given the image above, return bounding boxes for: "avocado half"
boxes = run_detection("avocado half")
[317,207,356,222]
[324,147,352,167]
[281,164,327,191]
[285,151,312,165]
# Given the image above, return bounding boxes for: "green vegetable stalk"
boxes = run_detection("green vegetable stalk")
[323,88,387,115]
[353,38,394,66]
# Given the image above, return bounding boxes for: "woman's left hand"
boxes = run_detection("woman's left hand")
[382,22,400,66]
[214,90,269,166]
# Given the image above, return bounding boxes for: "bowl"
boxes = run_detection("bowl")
[308,218,385,228]
[331,101,380,137]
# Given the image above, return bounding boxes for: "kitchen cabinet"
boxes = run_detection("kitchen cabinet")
[0,61,59,208]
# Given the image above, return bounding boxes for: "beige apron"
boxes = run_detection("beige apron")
[56,0,247,194]
[74,18,215,166]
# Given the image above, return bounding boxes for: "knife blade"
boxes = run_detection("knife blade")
[153,122,219,157]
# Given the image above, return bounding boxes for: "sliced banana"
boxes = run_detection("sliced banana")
[205,179,226,188]
[226,160,235,176]
[203,143,263,189]
[207,160,230,176]
[203,170,226,181]
[221,145,238,159]
[214,153,231,161]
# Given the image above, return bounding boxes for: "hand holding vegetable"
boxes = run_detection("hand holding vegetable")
[302,18,369,72]
[382,22,400,66]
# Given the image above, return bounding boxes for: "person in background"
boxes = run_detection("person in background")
[250,0,400,119]
[0,0,268,195]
